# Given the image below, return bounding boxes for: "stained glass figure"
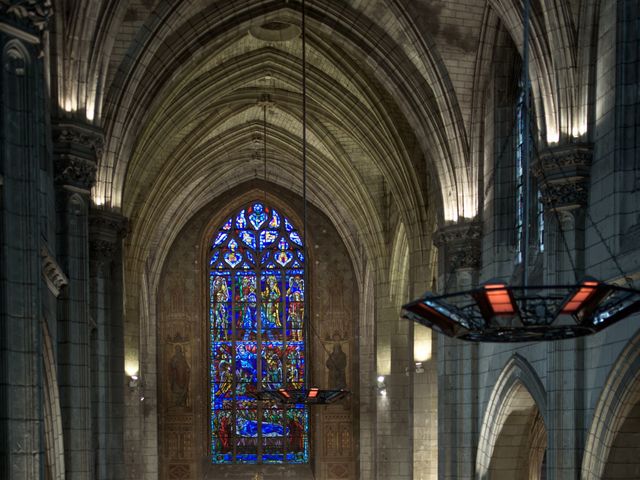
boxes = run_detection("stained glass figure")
[209,202,307,464]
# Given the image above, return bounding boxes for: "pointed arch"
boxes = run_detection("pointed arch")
[208,200,308,464]
[476,354,547,478]
[389,222,409,308]
[582,329,640,479]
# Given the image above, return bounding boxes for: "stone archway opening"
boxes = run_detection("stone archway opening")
[487,383,547,480]
[601,381,640,479]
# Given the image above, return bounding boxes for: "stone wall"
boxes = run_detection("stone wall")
[156,187,359,479]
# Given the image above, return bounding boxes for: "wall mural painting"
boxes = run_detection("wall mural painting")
[166,332,192,410]
[209,202,308,464]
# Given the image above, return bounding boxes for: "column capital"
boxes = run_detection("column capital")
[0,1,53,38]
[89,209,127,269]
[434,220,482,271]
[53,120,103,192]
[89,208,128,245]
[533,143,592,211]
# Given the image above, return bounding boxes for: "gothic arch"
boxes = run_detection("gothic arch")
[582,329,640,480]
[389,222,409,308]
[42,319,66,480]
[476,354,548,479]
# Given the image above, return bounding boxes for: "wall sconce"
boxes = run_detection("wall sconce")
[128,374,139,388]
[377,375,387,397]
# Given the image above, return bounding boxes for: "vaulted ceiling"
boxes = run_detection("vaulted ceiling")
[51,0,590,282]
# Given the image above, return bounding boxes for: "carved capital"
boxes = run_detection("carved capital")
[40,245,68,297]
[533,144,592,210]
[532,144,592,181]
[434,220,482,270]
[53,121,104,159]
[54,156,97,190]
[89,208,128,240]
[0,0,53,34]
[539,180,589,210]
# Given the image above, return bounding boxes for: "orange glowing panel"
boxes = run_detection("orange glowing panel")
[562,281,599,314]
[307,388,319,399]
[278,388,291,399]
[484,284,515,315]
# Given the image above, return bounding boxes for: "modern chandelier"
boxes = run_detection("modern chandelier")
[401,0,640,342]
[251,0,349,404]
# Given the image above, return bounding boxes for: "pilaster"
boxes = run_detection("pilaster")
[54,119,102,480]
[534,144,592,480]
[0,5,51,477]
[89,208,127,480]
[434,220,481,480]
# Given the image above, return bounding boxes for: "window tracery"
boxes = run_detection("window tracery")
[209,201,308,464]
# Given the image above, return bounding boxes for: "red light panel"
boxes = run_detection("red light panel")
[278,388,291,399]
[562,281,599,314]
[307,388,319,399]
[484,284,515,315]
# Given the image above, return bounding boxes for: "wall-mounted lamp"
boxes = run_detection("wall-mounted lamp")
[128,374,139,388]
[377,375,387,397]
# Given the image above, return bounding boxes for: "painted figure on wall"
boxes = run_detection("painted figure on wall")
[170,345,191,407]
[326,343,347,389]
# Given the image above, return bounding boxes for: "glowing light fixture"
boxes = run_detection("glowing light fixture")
[403,280,640,342]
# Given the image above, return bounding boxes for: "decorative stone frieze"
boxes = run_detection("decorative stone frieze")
[54,157,97,190]
[89,209,128,261]
[533,144,592,211]
[54,123,104,158]
[40,245,68,297]
[53,121,104,191]
[539,180,589,209]
[0,0,53,33]
[434,220,482,270]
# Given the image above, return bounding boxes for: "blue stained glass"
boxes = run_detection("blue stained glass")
[262,343,283,389]
[260,230,278,249]
[275,251,293,267]
[289,231,302,246]
[236,210,247,229]
[269,209,280,228]
[278,237,289,250]
[224,251,242,268]
[214,232,228,247]
[235,342,258,384]
[284,218,294,231]
[209,202,307,465]
[236,274,257,302]
[240,230,256,249]
[248,203,268,230]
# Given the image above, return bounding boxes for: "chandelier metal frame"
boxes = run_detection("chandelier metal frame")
[403,279,640,342]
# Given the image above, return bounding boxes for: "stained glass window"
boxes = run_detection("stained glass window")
[515,85,526,264]
[209,202,308,464]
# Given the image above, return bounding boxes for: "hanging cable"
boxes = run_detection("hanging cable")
[301,0,309,392]
[263,102,268,204]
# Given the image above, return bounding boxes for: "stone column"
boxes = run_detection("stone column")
[375,266,412,480]
[54,120,103,480]
[534,144,592,479]
[0,3,52,478]
[433,220,481,480]
[89,209,127,480]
